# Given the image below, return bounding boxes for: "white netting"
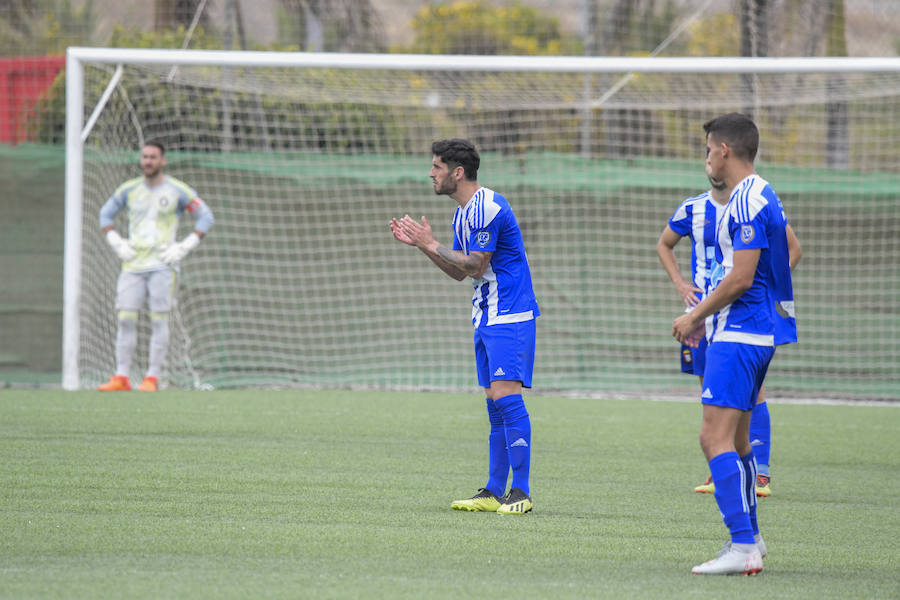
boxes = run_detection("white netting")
[74,56,900,398]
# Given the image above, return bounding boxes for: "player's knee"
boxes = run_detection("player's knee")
[698,429,720,458]
[488,380,522,400]
[734,436,752,457]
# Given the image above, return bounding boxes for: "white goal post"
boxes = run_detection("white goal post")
[64,47,900,397]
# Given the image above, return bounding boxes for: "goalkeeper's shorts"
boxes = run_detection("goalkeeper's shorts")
[115,268,177,314]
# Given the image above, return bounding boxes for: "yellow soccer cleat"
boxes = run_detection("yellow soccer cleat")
[98,375,131,391]
[694,474,715,494]
[137,376,158,392]
[497,488,532,515]
[451,488,502,512]
[755,474,771,497]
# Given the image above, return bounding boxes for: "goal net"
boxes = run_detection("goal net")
[64,49,900,399]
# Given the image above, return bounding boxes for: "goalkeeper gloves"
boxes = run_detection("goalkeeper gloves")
[160,232,201,265]
[105,230,137,262]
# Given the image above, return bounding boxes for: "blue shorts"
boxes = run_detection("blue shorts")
[702,342,774,411]
[680,336,708,375]
[473,320,536,388]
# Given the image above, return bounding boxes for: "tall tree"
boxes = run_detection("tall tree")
[740,0,769,121]
[824,0,849,169]
[598,0,632,55]
[154,0,207,31]
[580,0,598,157]
[278,0,383,52]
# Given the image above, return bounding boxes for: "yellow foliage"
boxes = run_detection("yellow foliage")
[686,13,740,57]
[404,0,578,56]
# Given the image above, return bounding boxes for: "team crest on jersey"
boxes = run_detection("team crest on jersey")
[475,231,491,248]
[159,196,169,207]
[740,224,755,243]
[682,348,692,363]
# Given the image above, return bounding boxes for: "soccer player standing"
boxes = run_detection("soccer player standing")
[658,178,801,497]
[390,138,540,515]
[97,141,214,392]
[657,177,730,394]
[672,113,797,575]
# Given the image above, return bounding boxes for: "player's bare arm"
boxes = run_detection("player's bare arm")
[397,215,491,280]
[657,226,702,307]
[673,248,760,345]
[391,215,466,280]
[434,245,491,279]
[786,224,802,270]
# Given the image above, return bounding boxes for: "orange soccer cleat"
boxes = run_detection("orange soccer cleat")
[137,376,158,392]
[98,375,131,391]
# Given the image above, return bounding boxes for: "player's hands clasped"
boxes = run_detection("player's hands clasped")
[390,215,435,249]
[673,311,706,348]
[105,230,137,262]
[389,217,414,245]
[160,232,200,265]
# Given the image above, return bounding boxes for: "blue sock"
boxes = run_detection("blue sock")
[740,452,759,535]
[709,452,754,544]
[494,394,531,496]
[750,401,771,476]
[484,398,510,498]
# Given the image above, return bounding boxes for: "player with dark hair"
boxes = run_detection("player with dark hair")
[390,138,540,515]
[97,140,214,392]
[657,176,730,396]
[673,113,797,575]
[658,176,801,498]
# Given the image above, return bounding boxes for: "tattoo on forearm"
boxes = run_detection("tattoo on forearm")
[435,244,457,264]
[436,244,475,273]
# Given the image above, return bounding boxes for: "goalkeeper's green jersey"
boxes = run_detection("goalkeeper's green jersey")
[99,175,213,272]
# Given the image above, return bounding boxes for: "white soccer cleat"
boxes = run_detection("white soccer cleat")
[755,534,767,559]
[692,545,763,576]
[717,533,767,559]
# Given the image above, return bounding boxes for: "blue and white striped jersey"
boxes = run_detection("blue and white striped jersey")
[707,174,797,346]
[451,187,540,329]
[668,190,727,300]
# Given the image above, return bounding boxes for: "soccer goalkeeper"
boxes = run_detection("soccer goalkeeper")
[97,140,214,392]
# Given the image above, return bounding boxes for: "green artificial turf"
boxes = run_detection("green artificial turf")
[1,390,897,598]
